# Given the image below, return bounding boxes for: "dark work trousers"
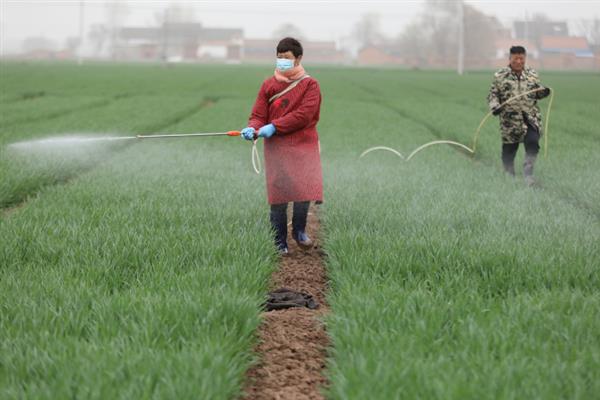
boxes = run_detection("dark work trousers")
[501,121,540,175]
[269,201,310,249]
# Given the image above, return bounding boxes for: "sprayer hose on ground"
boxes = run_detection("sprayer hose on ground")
[360,87,555,161]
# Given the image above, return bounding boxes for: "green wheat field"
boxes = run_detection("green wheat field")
[1,62,599,399]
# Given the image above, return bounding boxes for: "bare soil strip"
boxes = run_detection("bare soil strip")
[243,205,330,400]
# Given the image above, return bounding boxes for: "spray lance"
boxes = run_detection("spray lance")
[8,129,263,174]
[136,130,242,139]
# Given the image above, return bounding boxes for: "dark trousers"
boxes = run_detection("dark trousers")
[501,122,540,175]
[269,201,310,248]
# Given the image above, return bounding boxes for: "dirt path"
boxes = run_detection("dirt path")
[243,205,330,400]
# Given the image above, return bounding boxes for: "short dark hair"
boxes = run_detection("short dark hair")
[510,46,527,55]
[277,37,303,58]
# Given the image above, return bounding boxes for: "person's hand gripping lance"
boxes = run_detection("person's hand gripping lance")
[240,124,276,140]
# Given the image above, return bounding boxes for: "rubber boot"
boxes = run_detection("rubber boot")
[523,154,537,187]
[292,201,312,249]
[503,161,516,177]
[270,204,289,255]
[501,143,518,177]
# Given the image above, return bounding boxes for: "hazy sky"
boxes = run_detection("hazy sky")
[2,0,599,54]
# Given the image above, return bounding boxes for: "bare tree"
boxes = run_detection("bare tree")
[463,4,502,65]
[578,18,600,46]
[397,22,429,68]
[272,24,304,41]
[22,37,56,53]
[65,37,80,55]
[528,13,551,47]
[155,3,196,24]
[398,0,500,69]
[88,24,109,57]
[422,0,459,64]
[105,2,129,60]
[353,13,384,49]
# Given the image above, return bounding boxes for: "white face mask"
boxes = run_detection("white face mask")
[276,58,294,71]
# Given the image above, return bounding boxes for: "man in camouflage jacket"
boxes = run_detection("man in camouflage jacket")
[487,46,551,185]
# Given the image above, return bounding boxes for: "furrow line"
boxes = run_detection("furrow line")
[243,204,331,400]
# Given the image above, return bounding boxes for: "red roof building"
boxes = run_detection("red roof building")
[243,39,346,65]
[539,36,597,70]
[540,36,593,56]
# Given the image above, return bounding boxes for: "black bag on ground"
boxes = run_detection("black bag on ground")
[264,288,319,311]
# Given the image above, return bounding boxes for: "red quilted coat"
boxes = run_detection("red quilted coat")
[248,76,323,205]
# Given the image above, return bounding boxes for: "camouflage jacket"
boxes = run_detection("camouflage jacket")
[487,66,549,144]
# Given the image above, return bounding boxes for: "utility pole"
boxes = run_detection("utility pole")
[108,1,117,61]
[78,0,85,65]
[524,11,529,41]
[457,0,464,75]
[162,8,168,64]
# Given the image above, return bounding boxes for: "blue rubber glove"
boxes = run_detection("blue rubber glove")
[258,124,276,138]
[240,127,255,141]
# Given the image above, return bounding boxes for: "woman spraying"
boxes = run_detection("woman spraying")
[241,37,323,255]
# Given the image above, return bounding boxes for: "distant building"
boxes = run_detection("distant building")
[118,22,243,62]
[303,40,347,64]
[540,35,593,57]
[242,39,276,62]
[21,49,74,61]
[243,38,347,65]
[357,44,403,66]
[117,24,345,65]
[514,20,568,40]
[539,36,596,70]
